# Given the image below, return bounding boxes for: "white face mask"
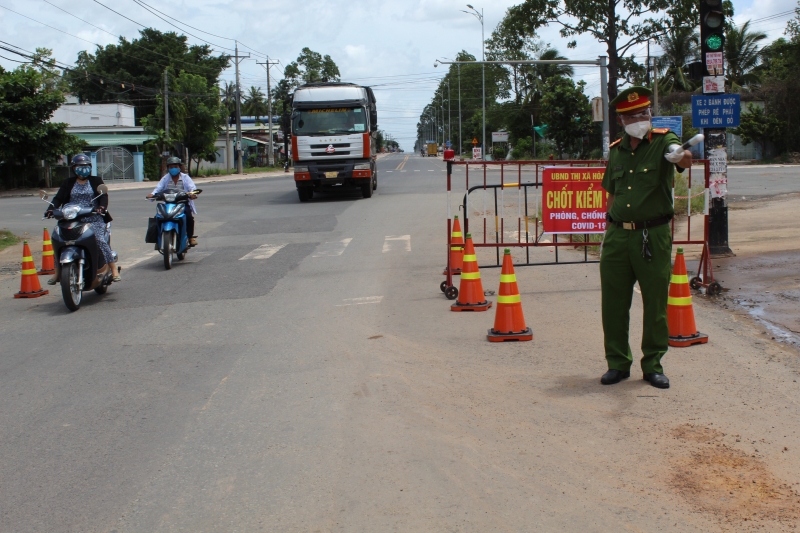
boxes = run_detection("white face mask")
[624,120,651,139]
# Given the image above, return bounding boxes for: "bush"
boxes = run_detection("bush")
[511,136,533,159]
[673,170,705,216]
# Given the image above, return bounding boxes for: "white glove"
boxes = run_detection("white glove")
[664,144,684,163]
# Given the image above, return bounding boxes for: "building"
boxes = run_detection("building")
[50,99,156,181]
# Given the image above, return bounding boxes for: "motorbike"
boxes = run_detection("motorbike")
[149,187,202,270]
[40,186,118,312]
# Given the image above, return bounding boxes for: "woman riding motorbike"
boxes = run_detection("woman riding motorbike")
[45,154,121,284]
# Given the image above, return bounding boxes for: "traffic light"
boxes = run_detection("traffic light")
[700,0,726,75]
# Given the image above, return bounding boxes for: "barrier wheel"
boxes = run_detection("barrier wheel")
[689,276,702,290]
[707,282,722,296]
[440,280,448,293]
[445,286,458,300]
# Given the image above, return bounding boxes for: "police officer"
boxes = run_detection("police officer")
[599,87,692,389]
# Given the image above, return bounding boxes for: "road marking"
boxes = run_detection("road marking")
[414,170,420,172]
[386,170,393,173]
[119,251,159,269]
[383,235,411,253]
[428,169,435,172]
[313,237,353,258]
[239,243,287,261]
[401,170,407,173]
[336,296,383,307]
[395,155,409,170]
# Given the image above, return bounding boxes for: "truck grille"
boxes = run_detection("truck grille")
[309,143,350,149]
[310,151,351,156]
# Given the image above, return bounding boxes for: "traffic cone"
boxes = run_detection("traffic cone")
[443,215,464,275]
[668,247,708,347]
[14,241,48,299]
[487,249,532,342]
[451,233,492,311]
[38,227,55,275]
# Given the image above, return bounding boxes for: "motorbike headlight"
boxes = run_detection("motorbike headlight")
[354,163,371,170]
[164,193,177,202]
[63,205,80,220]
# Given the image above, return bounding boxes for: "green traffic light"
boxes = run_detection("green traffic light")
[706,35,723,51]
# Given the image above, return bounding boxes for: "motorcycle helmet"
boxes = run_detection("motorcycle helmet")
[71,154,92,178]
[166,156,182,166]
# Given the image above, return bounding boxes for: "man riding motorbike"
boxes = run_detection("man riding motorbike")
[45,154,120,284]
[147,157,199,246]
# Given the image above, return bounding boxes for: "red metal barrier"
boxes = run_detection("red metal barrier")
[442,159,718,299]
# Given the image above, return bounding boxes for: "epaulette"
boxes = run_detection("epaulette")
[651,127,670,134]
[609,138,622,149]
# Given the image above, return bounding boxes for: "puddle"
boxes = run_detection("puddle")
[710,250,800,350]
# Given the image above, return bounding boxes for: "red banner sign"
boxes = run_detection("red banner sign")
[542,167,608,234]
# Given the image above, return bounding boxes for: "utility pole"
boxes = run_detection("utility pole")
[219,83,231,171]
[457,63,461,155]
[234,41,250,174]
[257,57,280,166]
[163,68,170,174]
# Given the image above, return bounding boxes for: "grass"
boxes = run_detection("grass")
[193,165,283,177]
[0,230,21,252]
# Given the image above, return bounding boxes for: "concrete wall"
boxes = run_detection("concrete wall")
[51,103,136,128]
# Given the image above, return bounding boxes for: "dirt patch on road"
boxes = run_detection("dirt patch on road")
[669,424,800,528]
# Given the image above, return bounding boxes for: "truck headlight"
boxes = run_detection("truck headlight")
[354,163,371,170]
[293,164,309,172]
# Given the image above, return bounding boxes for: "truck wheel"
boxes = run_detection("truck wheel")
[373,173,377,190]
[361,182,373,198]
[298,188,313,202]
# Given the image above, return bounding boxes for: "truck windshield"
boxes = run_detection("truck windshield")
[292,107,367,135]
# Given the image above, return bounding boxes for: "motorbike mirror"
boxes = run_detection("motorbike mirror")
[97,184,109,195]
[39,190,49,201]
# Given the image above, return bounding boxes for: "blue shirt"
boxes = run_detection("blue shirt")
[151,173,198,214]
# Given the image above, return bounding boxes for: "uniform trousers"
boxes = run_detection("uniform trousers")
[599,223,672,374]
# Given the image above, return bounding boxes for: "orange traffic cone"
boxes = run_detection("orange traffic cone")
[668,247,708,347]
[487,248,532,342]
[14,241,48,299]
[451,233,492,311]
[38,227,55,275]
[443,215,464,275]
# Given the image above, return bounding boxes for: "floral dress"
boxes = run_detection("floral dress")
[69,181,115,265]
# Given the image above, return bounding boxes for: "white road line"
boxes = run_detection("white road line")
[414,170,420,172]
[336,296,383,307]
[382,235,411,253]
[401,170,407,173]
[119,251,159,269]
[180,251,214,263]
[386,170,393,173]
[313,237,353,258]
[239,244,287,261]
[428,169,435,172]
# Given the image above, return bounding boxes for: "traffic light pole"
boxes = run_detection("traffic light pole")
[700,0,733,255]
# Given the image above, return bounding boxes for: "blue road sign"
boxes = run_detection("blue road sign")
[445,140,451,148]
[692,94,740,128]
[651,116,683,139]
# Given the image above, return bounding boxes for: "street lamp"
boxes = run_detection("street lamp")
[438,57,461,155]
[462,4,485,159]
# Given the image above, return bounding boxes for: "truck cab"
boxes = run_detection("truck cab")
[291,83,378,201]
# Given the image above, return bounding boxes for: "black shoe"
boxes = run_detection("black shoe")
[601,369,630,385]
[643,373,670,389]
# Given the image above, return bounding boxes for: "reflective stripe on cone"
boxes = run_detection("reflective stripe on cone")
[443,215,464,275]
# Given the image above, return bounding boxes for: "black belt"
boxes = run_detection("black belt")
[610,216,672,230]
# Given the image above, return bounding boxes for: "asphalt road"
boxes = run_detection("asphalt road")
[2,154,800,532]
[726,165,800,199]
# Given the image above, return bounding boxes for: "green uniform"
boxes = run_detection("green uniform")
[600,128,682,374]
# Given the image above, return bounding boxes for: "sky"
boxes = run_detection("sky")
[0,0,796,150]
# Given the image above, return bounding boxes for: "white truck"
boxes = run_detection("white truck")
[290,83,378,201]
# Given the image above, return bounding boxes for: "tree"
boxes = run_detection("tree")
[282,48,341,91]
[143,71,225,174]
[539,77,592,157]
[516,0,672,138]
[67,28,228,121]
[730,104,784,155]
[656,26,699,93]
[725,21,768,90]
[0,61,86,189]
[485,4,542,103]
[243,86,268,119]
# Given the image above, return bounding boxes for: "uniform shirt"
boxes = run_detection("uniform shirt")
[601,129,682,222]
[151,173,198,214]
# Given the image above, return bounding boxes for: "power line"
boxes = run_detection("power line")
[130,0,237,53]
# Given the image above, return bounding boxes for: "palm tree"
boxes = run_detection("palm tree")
[220,81,237,126]
[520,48,574,133]
[243,86,267,119]
[656,26,700,93]
[725,20,768,90]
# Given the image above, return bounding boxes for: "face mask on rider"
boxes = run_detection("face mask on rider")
[624,120,651,139]
[75,165,91,178]
[169,167,180,177]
